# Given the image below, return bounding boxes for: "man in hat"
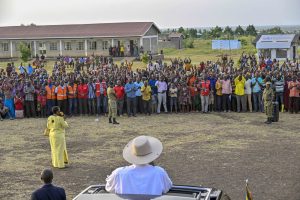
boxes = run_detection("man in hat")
[31,169,66,200]
[106,135,172,198]
[263,82,274,124]
[107,82,119,124]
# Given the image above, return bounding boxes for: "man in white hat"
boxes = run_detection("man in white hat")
[105,135,172,198]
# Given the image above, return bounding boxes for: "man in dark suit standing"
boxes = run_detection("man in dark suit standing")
[31,169,66,200]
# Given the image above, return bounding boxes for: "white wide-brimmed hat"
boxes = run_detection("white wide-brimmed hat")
[123,136,163,165]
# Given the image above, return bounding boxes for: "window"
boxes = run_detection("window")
[77,42,84,51]
[64,42,72,51]
[50,42,58,51]
[89,41,97,50]
[2,43,9,51]
[102,41,108,49]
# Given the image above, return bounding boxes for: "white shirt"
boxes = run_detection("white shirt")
[105,164,172,196]
[245,79,252,95]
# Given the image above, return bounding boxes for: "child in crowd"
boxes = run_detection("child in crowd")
[14,92,24,118]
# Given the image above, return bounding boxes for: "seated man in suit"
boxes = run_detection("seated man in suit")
[31,169,66,200]
[106,135,173,199]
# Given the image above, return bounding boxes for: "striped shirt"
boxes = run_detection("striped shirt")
[274,79,284,93]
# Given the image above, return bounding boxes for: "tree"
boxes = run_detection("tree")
[235,25,245,36]
[261,26,284,34]
[189,28,198,38]
[210,26,223,38]
[245,25,257,36]
[183,38,194,48]
[19,42,31,63]
[223,26,234,37]
[178,27,185,33]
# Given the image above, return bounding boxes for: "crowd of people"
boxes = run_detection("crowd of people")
[0,53,299,121]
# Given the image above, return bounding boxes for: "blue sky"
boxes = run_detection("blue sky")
[0,0,299,28]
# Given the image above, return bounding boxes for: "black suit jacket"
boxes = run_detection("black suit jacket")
[31,183,66,200]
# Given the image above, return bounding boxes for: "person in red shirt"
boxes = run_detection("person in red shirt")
[95,78,108,115]
[14,92,24,118]
[114,80,125,116]
[77,79,88,115]
[37,89,47,118]
[200,75,210,113]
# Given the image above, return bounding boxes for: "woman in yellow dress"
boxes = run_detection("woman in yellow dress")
[47,106,69,169]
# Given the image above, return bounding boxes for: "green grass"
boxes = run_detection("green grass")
[162,36,257,64]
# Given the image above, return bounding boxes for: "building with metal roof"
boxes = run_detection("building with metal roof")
[0,22,160,58]
[253,34,300,60]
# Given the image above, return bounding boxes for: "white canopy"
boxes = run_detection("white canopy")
[256,34,295,49]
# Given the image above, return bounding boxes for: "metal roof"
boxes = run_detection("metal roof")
[256,34,298,49]
[0,22,160,40]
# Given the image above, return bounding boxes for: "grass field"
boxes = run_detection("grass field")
[0,112,299,200]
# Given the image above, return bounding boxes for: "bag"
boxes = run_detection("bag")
[44,128,50,136]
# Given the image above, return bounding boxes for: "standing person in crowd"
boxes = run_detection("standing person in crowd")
[45,80,56,116]
[141,81,152,115]
[149,74,158,114]
[105,135,172,198]
[37,89,47,118]
[208,73,217,111]
[263,82,274,124]
[200,75,210,113]
[125,78,137,117]
[14,91,24,118]
[274,73,285,112]
[252,72,263,112]
[222,75,232,112]
[24,80,36,118]
[99,78,108,115]
[31,169,66,200]
[134,77,144,114]
[234,73,246,112]
[107,82,119,124]
[55,81,67,115]
[156,76,168,113]
[67,81,77,116]
[114,80,125,116]
[169,83,178,113]
[77,79,88,115]
[87,79,96,115]
[245,74,253,112]
[215,77,223,112]
[46,106,69,169]
[288,76,300,113]
[2,79,15,119]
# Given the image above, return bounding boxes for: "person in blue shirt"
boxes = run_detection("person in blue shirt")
[134,77,144,113]
[208,73,217,111]
[125,78,137,117]
[251,72,263,112]
[27,64,34,75]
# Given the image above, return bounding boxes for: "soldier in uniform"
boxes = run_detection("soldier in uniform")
[107,82,119,124]
[263,82,274,124]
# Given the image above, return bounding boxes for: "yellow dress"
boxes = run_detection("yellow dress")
[47,115,69,168]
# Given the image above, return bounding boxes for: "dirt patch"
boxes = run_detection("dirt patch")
[0,113,299,200]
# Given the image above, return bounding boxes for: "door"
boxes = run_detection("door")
[39,42,46,56]
[129,40,134,56]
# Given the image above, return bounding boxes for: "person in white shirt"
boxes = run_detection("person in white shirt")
[245,74,253,112]
[105,135,172,199]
